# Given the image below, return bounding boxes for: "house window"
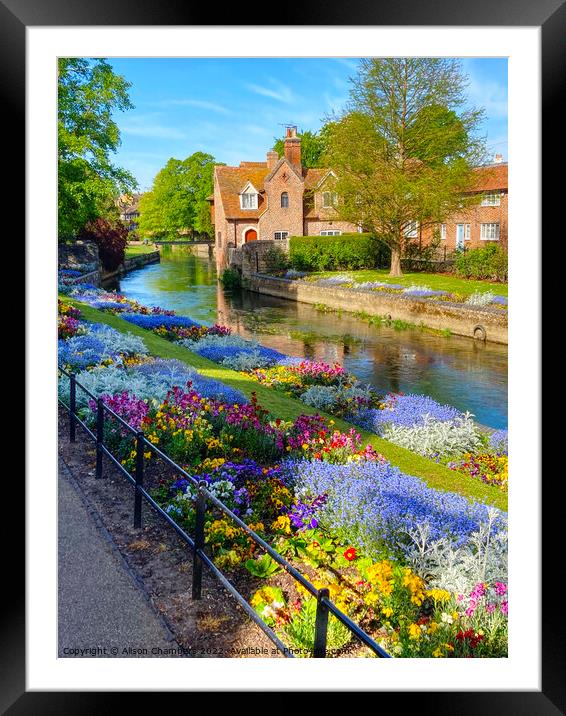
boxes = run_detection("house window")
[274,231,289,240]
[320,230,342,236]
[281,192,289,208]
[322,191,338,208]
[404,221,419,238]
[480,223,500,240]
[481,191,501,206]
[241,192,258,210]
[440,224,446,241]
[463,224,471,240]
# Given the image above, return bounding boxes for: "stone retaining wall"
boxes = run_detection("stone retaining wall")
[246,274,508,344]
[101,250,161,281]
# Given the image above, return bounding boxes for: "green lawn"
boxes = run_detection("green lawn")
[125,244,159,258]
[63,297,507,512]
[309,269,507,298]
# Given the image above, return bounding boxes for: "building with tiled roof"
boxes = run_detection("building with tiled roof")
[209,127,359,270]
[419,157,508,252]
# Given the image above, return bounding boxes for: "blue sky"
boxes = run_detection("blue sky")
[107,57,508,191]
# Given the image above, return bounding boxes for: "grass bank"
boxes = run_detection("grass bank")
[308,269,507,298]
[125,244,159,258]
[64,296,507,512]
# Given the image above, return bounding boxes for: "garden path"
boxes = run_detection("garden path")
[58,457,179,658]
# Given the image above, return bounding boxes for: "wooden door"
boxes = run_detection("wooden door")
[245,229,258,242]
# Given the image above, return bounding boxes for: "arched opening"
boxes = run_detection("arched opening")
[281,192,289,208]
[244,228,258,243]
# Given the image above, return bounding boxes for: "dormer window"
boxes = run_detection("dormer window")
[240,183,259,210]
[322,191,338,208]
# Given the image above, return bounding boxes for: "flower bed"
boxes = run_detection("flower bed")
[280,273,509,310]
[58,295,508,657]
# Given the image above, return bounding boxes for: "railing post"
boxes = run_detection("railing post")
[192,480,207,600]
[69,373,76,443]
[313,588,330,658]
[95,398,104,479]
[133,431,145,528]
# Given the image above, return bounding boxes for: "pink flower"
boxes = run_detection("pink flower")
[494,582,507,596]
[500,600,508,615]
[486,603,496,614]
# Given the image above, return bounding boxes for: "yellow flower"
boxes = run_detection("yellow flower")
[408,623,421,641]
[381,606,393,618]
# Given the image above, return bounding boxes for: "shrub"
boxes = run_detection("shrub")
[454,244,508,281]
[77,218,129,272]
[263,245,290,274]
[220,268,242,290]
[289,233,379,271]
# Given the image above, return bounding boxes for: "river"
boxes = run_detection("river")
[105,247,507,429]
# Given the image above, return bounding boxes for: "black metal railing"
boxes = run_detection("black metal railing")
[58,367,391,659]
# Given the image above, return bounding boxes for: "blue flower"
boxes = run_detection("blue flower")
[121,313,201,329]
[351,393,463,435]
[285,458,506,557]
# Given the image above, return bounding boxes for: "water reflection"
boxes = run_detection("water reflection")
[110,246,507,428]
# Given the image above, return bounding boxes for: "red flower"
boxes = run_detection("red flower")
[343,547,357,561]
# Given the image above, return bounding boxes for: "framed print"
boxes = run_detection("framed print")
[9,0,558,707]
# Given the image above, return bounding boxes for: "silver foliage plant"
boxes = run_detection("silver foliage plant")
[382,413,482,458]
[300,383,374,412]
[404,508,508,594]
[58,363,195,411]
[466,290,495,306]
[220,350,275,371]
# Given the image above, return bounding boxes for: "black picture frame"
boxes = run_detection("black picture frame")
[11,0,557,708]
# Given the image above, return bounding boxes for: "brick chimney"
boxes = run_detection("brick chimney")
[494,153,503,164]
[283,126,301,170]
[266,150,279,169]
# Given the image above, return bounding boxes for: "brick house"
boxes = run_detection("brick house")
[418,158,508,253]
[209,127,359,270]
[117,193,142,234]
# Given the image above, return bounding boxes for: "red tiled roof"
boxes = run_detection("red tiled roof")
[471,163,508,191]
[215,165,271,219]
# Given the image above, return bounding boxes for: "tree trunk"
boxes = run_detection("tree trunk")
[389,245,403,276]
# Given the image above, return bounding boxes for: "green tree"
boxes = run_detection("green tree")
[138,152,217,240]
[58,58,137,240]
[324,58,486,276]
[273,129,326,168]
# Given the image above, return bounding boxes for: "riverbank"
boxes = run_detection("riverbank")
[63,295,507,511]
[246,273,508,344]
[102,249,160,282]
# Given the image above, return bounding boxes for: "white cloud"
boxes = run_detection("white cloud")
[154,98,231,115]
[246,79,295,104]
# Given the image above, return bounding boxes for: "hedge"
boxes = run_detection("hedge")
[289,233,380,271]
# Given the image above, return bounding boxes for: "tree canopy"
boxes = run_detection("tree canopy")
[137,152,218,240]
[324,58,486,275]
[58,58,137,241]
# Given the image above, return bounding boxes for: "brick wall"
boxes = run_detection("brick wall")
[259,163,304,240]
[421,191,508,251]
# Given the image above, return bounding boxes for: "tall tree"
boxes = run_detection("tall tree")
[138,152,217,240]
[324,58,486,275]
[273,129,326,168]
[58,58,137,240]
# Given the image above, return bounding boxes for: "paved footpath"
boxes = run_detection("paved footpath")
[58,457,180,657]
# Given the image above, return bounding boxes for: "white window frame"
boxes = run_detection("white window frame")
[481,191,501,207]
[440,224,446,241]
[480,223,500,241]
[320,230,342,236]
[274,231,289,240]
[240,191,258,210]
[322,191,338,209]
[404,221,419,238]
